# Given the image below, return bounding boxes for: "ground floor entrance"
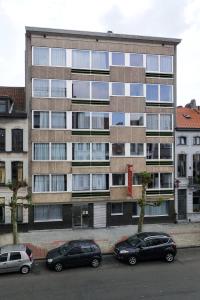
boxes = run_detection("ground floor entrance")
[72,204,89,228]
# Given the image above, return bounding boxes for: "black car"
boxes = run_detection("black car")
[114,232,177,265]
[46,240,102,272]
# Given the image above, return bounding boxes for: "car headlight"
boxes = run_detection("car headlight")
[47,258,53,263]
[119,250,129,254]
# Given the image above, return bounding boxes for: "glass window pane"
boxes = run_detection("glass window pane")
[51,48,66,66]
[72,112,90,129]
[92,51,108,69]
[146,55,159,72]
[147,144,158,159]
[146,114,159,130]
[111,203,123,214]
[51,143,67,160]
[112,143,125,156]
[33,111,49,128]
[92,82,109,99]
[72,81,90,99]
[160,56,172,73]
[51,80,66,97]
[33,47,49,65]
[92,112,109,129]
[92,143,109,160]
[0,162,5,184]
[112,112,125,126]
[34,205,62,221]
[51,112,66,128]
[160,173,172,188]
[130,143,144,156]
[33,79,49,97]
[160,85,172,102]
[160,144,172,159]
[130,84,144,97]
[144,201,168,215]
[72,174,90,191]
[72,143,90,160]
[72,50,90,69]
[112,52,125,66]
[148,173,159,189]
[34,175,49,192]
[112,174,125,185]
[130,53,143,67]
[51,175,67,191]
[34,143,49,160]
[160,114,172,130]
[112,83,125,96]
[146,84,158,101]
[130,113,144,126]
[92,174,108,190]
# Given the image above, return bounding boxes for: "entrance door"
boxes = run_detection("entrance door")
[178,189,187,220]
[72,204,89,228]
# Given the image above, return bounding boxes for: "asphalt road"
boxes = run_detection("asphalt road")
[0,248,200,300]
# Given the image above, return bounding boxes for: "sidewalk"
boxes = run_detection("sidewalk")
[1,223,200,259]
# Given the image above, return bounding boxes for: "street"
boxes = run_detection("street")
[0,248,200,300]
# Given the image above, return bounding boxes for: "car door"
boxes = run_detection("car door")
[64,246,82,267]
[139,239,157,261]
[6,252,22,272]
[79,245,93,266]
[0,253,8,273]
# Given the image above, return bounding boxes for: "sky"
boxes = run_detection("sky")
[0,0,199,106]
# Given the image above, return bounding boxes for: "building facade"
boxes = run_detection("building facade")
[0,87,28,232]
[26,27,180,230]
[175,102,200,222]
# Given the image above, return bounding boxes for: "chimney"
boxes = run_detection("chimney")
[185,99,196,108]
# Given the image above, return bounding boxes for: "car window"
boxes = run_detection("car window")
[127,236,141,247]
[68,247,82,255]
[159,238,169,244]
[9,252,21,261]
[0,253,8,262]
[144,239,154,247]
[81,246,92,253]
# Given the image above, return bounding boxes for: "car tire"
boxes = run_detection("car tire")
[54,262,63,272]
[128,256,137,266]
[20,265,30,274]
[165,253,175,263]
[91,258,100,268]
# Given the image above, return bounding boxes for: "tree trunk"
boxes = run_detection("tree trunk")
[11,193,18,244]
[138,204,145,233]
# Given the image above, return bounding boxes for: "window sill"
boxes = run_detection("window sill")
[34,219,63,223]
[111,213,123,216]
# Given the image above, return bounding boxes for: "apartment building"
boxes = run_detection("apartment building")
[175,100,200,222]
[0,87,28,231]
[25,27,180,229]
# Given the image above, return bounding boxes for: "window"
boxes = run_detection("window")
[68,247,82,255]
[92,174,109,190]
[91,51,108,69]
[146,55,159,72]
[51,112,66,128]
[12,161,23,182]
[193,154,200,183]
[34,205,62,222]
[33,111,49,128]
[178,136,187,145]
[51,48,66,66]
[111,203,123,215]
[160,56,173,73]
[0,253,8,262]
[34,175,49,192]
[160,173,172,188]
[130,113,144,126]
[72,50,90,69]
[146,84,158,101]
[0,100,8,113]
[92,82,109,100]
[112,143,125,156]
[92,143,109,160]
[12,129,23,152]
[130,143,144,156]
[146,114,158,130]
[144,201,168,216]
[17,206,23,223]
[133,173,142,185]
[112,52,125,66]
[194,136,200,145]
[112,112,125,126]
[130,83,144,97]
[0,199,4,223]
[51,175,67,192]
[92,112,109,129]
[72,143,90,160]
[33,47,49,65]
[51,80,66,97]
[51,143,67,160]
[160,144,172,159]
[0,162,5,184]
[34,143,49,160]
[193,191,200,212]
[160,85,172,102]
[72,112,90,129]
[160,114,172,130]
[72,81,90,99]
[112,83,125,96]
[33,79,49,97]
[0,129,5,151]
[146,144,158,159]
[177,154,187,177]
[148,173,159,189]
[72,174,90,191]
[112,174,125,186]
[9,252,21,261]
[130,53,143,67]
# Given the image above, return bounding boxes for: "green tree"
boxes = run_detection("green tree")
[6,180,31,244]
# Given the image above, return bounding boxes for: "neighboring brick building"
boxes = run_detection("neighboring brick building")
[175,100,200,222]
[25,27,180,230]
[0,87,28,231]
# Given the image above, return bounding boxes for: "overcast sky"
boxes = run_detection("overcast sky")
[0,0,199,106]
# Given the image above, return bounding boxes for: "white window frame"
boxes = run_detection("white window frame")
[32,174,68,193]
[72,173,110,192]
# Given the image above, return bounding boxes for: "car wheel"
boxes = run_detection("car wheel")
[54,262,63,272]
[91,258,100,268]
[20,265,30,274]
[165,253,174,263]
[128,256,137,266]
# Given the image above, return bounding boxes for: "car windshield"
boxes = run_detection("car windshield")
[127,236,141,247]
[59,243,70,254]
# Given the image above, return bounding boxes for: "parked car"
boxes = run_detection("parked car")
[0,244,33,274]
[46,240,102,272]
[114,232,177,265]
